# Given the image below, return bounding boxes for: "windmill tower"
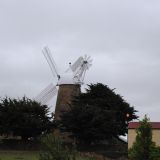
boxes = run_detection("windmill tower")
[35,47,92,120]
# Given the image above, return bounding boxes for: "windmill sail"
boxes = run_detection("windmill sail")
[34,83,57,104]
[42,47,60,79]
[70,56,84,72]
[73,55,92,84]
[34,46,92,105]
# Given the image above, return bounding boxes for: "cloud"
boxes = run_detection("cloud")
[0,0,159,121]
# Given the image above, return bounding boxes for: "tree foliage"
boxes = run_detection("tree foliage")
[58,83,138,144]
[128,115,160,160]
[0,97,53,139]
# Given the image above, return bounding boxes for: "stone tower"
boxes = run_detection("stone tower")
[54,84,80,120]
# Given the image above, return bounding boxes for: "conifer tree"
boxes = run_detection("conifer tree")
[57,83,137,144]
[0,97,53,139]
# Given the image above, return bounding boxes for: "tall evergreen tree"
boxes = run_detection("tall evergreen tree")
[57,83,138,144]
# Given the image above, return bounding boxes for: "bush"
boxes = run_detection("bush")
[39,134,97,160]
[39,134,75,160]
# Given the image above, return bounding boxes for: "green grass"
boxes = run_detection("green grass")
[0,151,94,160]
[0,151,39,160]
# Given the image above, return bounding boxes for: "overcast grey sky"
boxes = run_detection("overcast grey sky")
[0,0,160,121]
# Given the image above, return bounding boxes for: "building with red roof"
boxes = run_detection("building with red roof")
[128,122,160,148]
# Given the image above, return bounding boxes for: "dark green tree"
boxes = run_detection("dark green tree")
[58,83,138,144]
[129,115,160,160]
[0,97,53,139]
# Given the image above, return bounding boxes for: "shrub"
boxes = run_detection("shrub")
[39,134,72,160]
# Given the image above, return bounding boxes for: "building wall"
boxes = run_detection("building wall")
[128,129,137,149]
[152,129,160,146]
[128,129,160,149]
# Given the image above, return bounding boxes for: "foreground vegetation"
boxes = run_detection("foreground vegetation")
[39,134,96,160]
[0,151,38,160]
[0,134,96,160]
[0,150,95,160]
[0,83,133,159]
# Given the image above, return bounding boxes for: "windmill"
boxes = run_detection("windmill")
[35,47,92,120]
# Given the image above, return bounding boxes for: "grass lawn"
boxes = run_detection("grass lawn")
[0,151,94,160]
[0,151,39,160]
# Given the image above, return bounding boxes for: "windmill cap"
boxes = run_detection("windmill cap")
[57,73,80,85]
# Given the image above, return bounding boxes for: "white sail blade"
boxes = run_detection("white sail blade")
[42,47,60,79]
[70,56,84,72]
[39,89,57,105]
[35,83,53,101]
[73,55,92,84]
[35,87,57,103]
[34,83,57,103]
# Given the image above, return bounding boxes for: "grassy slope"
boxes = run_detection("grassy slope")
[0,151,38,160]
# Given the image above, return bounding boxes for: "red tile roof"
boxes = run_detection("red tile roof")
[128,122,160,129]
